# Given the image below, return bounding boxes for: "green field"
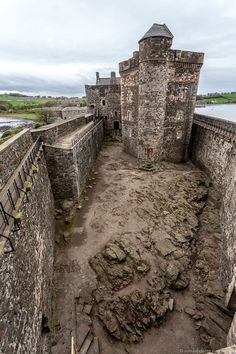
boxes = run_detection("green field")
[0,94,50,109]
[2,112,38,120]
[0,94,58,123]
[203,93,236,104]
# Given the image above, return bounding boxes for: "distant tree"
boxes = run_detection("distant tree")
[0,100,13,111]
[80,100,87,107]
[38,109,54,122]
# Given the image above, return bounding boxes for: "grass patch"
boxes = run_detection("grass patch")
[203,93,236,104]
[2,128,22,138]
[2,112,38,120]
[34,121,47,129]
[0,94,51,109]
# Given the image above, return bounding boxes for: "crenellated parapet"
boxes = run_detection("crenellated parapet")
[169,49,204,65]
[119,23,204,162]
[119,52,139,74]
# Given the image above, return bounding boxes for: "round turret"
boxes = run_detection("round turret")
[139,23,173,62]
[137,24,173,162]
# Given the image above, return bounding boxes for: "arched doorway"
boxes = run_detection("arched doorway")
[114,121,119,130]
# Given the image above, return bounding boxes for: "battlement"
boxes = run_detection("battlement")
[119,51,139,73]
[119,23,204,162]
[169,49,204,65]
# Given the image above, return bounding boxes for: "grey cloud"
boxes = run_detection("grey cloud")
[0,73,86,97]
[0,0,235,96]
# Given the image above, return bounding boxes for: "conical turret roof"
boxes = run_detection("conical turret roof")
[139,23,173,43]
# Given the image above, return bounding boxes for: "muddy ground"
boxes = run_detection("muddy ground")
[51,142,232,354]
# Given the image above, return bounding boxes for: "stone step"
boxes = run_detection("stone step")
[87,337,100,354]
[77,323,90,351]
[79,334,93,354]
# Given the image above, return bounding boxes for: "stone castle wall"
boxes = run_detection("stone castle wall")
[163,59,202,162]
[31,115,92,145]
[85,80,121,134]
[119,30,204,163]
[44,120,104,200]
[189,113,236,345]
[120,52,139,156]
[61,109,87,120]
[0,129,33,191]
[0,153,55,354]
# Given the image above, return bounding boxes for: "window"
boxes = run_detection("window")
[102,100,106,106]
[114,121,119,130]
[115,111,117,116]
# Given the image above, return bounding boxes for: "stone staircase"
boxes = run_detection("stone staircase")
[73,296,100,354]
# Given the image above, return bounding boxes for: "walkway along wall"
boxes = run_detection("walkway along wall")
[0,129,32,191]
[0,135,55,354]
[43,120,104,200]
[189,113,236,346]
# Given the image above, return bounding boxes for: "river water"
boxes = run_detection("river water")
[0,104,235,139]
[0,117,34,137]
[195,104,236,123]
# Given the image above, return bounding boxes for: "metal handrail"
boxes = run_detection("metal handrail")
[0,136,42,252]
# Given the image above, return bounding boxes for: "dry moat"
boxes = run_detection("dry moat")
[51,142,232,354]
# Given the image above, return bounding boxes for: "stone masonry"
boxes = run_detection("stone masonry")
[0,130,32,191]
[85,72,121,137]
[0,152,55,354]
[44,120,104,200]
[119,23,204,163]
[190,113,236,347]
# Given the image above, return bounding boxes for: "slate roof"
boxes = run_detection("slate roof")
[139,23,173,43]
[97,77,121,86]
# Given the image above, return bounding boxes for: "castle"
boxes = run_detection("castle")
[86,24,204,162]
[120,23,204,162]
[85,72,121,137]
[0,23,236,354]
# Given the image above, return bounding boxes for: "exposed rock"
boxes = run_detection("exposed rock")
[64,217,71,225]
[103,242,126,262]
[63,231,70,242]
[174,274,189,290]
[83,303,93,315]
[209,337,222,351]
[135,260,151,273]
[98,289,170,343]
[168,298,174,311]
[206,280,225,299]
[117,237,141,261]
[185,307,195,317]
[105,264,134,290]
[99,308,121,340]
[147,275,165,292]
[165,263,179,285]
[61,199,74,211]
[155,237,177,257]
[93,289,104,304]
[55,208,63,215]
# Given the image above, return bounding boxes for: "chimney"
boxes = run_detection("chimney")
[110,72,116,85]
[96,72,99,84]
[133,51,139,60]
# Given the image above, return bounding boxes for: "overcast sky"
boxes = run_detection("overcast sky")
[0,0,235,97]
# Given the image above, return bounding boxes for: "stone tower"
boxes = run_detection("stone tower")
[119,23,204,163]
[85,72,121,137]
[138,24,173,162]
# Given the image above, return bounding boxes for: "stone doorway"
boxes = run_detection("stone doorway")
[113,121,119,130]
